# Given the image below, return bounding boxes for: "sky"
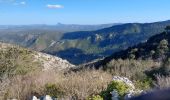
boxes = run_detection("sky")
[0,0,170,25]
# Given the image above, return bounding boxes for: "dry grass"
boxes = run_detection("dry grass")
[105,59,160,80]
[0,59,163,100]
[0,69,112,100]
[59,70,112,99]
[155,75,170,89]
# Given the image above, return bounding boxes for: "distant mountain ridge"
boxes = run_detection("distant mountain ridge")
[88,29,170,68]
[106,31,170,61]
[1,20,170,65]
[43,20,170,64]
[0,23,118,32]
[0,23,119,51]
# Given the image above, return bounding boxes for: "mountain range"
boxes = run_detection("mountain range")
[1,20,170,65]
[85,29,170,69]
[43,20,170,64]
[1,20,170,100]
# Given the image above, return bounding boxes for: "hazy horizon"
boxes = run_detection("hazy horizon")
[0,0,170,25]
[0,19,170,26]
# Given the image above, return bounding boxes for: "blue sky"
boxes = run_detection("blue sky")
[0,0,170,25]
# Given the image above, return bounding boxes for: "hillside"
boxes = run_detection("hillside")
[1,26,170,100]
[0,42,75,78]
[0,23,116,49]
[43,20,170,64]
[86,27,170,69]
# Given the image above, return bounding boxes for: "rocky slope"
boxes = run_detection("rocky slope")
[34,51,75,70]
[0,42,75,76]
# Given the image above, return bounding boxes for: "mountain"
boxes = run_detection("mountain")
[88,28,170,68]
[43,20,170,65]
[1,20,170,65]
[0,23,117,51]
[0,42,75,78]
[0,23,117,32]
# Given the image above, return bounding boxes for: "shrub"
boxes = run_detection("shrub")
[105,59,159,80]
[161,57,170,75]
[44,83,64,98]
[134,78,152,90]
[59,69,112,99]
[155,39,169,59]
[155,75,170,89]
[101,81,130,100]
[0,69,113,100]
[0,47,41,78]
[87,95,103,100]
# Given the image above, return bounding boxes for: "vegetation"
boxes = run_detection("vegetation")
[0,45,41,78]
[45,21,170,64]
[44,83,64,98]
[103,30,170,63]
[1,21,170,65]
[87,95,103,100]
[100,59,159,80]
[0,70,113,100]
[101,81,130,100]
[165,26,170,31]
[134,78,152,90]
[2,25,170,100]
[155,75,170,89]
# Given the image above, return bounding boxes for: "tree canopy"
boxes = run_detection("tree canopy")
[165,26,170,31]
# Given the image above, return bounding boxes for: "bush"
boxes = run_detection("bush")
[155,39,169,59]
[0,70,113,100]
[134,78,152,90]
[0,46,41,78]
[44,83,64,98]
[87,95,103,100]
[161,57,170,75]
[105,59,159,80]
[155,75,170,89]
[101,81,130,100]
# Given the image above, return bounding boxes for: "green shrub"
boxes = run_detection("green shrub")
[101,81,130,100]
[0,47,41,78]
[105,59,158,81]
[87,95,103,100]
[44,83,64,98]
[134,78,152,90]
[155,39,169,58]
[162,57,170,75]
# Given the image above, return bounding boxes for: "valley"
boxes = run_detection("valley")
[1,0,170,99]
[1,23,170,100]
[1,20,170,65]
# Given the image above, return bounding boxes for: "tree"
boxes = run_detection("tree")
[165,26,170,32]
[150,50,155,57]
[162,57,170,75]
[155,39,169,60]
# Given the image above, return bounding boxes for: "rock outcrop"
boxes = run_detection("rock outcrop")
[111,76,143,100]
[32,95,56,100]
[34,52,75,70]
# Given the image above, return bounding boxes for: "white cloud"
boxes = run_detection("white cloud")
[20,1,26,5]
[14,1,26,5]
[0,0,15,3]
[47,4,64,9]
[0,0,26,6]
